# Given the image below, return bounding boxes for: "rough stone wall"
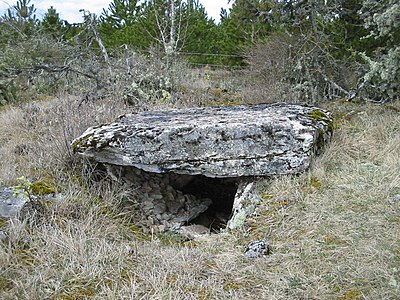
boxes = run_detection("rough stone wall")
[107,165,216,232]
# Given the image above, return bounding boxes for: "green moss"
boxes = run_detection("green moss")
[128,225,151,241]
[309,109,329,121]
[31,180,55,195]
[310,176,322,189]
[71,133,94,153]
[14,248,36,266]
[208,88,223,96]
[206,88,243,107]
[0,274,13,291]
[156,231,189,246]
[275,199,289,208]
[309,109,334,133]
[0,218,6,229]
[57,286,97,300]
[324,234,348,246]
[385,104,400,113]
[13,177,56,200]
[261,193,273,200]
[223,280,248,291]
[315,128,327,149]
[339,289,361,300]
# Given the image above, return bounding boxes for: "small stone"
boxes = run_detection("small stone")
[148,180,157,189]
[389,194,400,205]
[124,172,136,182]
[145,197,154,204]
[172,214,190,224]
[193,213,213,228]
[183,197,211,221]
[165,192,175,202]
[157,224,166,232]
[166,184,175,193]
[166,200,183,214]
[183,194,195,207]
[0,231,7,242]
[177,194,185,204]
[0,187,28,218]
[179,224,210,240]
[161,212,170,220]
[244,240,270,258]
[142,200,153,209]
[153,194,163,200]
[162,175,170,185]
[141,184,152,193]
[153,203,166,215]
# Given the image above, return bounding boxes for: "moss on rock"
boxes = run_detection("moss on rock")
[71,133,95,153]
[309,109,334,133]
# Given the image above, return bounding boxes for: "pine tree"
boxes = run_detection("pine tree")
[41,6,64,39]
[99,0,143,48]
[180,3,219,65]
[1,0,38,38]
[217,1,275,66]
[229,0,273,43]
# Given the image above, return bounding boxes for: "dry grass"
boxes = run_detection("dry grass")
[0,96,130,186]
[0,97,399,299]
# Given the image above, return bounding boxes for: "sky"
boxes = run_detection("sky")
[0,0,232,23]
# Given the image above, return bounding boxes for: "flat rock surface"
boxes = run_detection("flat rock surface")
[72,104,333,178]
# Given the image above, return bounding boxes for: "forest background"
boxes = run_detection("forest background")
[0,0,399,107]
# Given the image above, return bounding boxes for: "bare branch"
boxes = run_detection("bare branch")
[84,11,113,79]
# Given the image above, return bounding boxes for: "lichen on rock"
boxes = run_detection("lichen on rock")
[72,103,333,178]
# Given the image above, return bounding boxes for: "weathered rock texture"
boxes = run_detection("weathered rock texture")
[72,104,333,178]
[72,104,333,233]
[0,187,27,218]
[0,187,62,219]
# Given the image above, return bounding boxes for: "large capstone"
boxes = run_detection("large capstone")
[72,104,333,232]
[72,104,332,177]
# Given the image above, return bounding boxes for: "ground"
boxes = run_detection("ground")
[0,95,399,299]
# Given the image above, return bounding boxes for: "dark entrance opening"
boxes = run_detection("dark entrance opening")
[172,175,238,231]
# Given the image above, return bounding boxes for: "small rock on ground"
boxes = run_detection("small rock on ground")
[244,239,270,258]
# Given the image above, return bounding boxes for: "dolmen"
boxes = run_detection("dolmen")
[72,104,333,232]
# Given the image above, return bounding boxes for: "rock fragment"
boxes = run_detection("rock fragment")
[244,240,270,258]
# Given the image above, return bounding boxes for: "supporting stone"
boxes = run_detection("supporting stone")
[227,181,260,231]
